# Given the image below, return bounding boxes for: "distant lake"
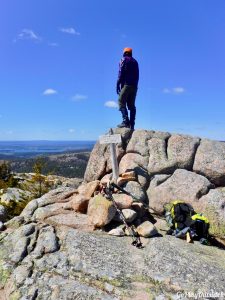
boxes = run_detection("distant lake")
[0,141,96,158]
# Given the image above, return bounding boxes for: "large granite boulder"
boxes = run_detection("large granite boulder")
[84,128,132,182]
[198,188,225,236]
[193,139,225,186]
[147,169,213,214]
[148,134,200,175]
[126,129,154,156]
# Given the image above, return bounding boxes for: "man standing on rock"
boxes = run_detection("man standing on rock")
[116,47,139,130]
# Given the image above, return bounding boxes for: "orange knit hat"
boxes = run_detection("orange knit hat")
[123,47,132,54]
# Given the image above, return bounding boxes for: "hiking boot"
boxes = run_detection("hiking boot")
[130,124,135,131]
[118,108,130,128]
[117,121,130,128]
[129,107,136,131]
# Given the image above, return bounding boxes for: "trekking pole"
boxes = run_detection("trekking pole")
[103,183,143,249]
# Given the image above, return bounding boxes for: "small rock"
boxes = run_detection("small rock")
[119,153,149,188]
[117,171,136,185]
[112,193,133,209]
[108,227,125,236]
[154,218,169,235]
[87,195,116,228]
[114,209,137,223]
[100,174,112,185]
[69,194,89,213]
[122,209,137,223]
[131,202,146,218]
[124,181,147,203]
[78,180,100,199]
[136,221,158,238]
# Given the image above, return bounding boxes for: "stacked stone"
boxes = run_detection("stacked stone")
[66,170,158,238]
[13,127,225,238]
[84,128,225,237]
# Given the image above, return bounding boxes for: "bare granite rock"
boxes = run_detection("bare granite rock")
[193,139,225,186]
[148,134,200,175]
[1,225,225,299]
[45,212,95,231]
[2,129,225,299]
[198,188,225,236]
[31,225,59,258]
[33,202,69,220]
[147,169,213,214]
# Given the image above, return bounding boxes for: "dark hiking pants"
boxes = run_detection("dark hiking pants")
[118,85,137,127]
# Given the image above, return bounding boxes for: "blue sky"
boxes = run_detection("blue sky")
[0,0,225,141]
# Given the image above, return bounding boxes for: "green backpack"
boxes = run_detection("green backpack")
[165,201,210,241]
[165,200,195,230]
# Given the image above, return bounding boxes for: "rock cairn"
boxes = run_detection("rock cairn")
[12,127,225,239]
[84,128,225,237]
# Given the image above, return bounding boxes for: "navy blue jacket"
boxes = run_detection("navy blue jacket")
[117,55,139,88]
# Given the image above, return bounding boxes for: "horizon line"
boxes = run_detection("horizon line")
[0,139,97,142]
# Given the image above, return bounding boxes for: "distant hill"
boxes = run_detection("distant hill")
[10,151,91,178]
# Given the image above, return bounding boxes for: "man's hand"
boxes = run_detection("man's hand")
[116,81,121,95]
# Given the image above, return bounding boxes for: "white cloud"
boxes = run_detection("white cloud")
[69,129,75,133]
[162,87,186,94]
[48,42,59,47]
[14,29,42,43]
[104,101,118,108]
[173,87,185,94]
[43,89,58,96]
[59,27,80,35]
[72,94,87,101]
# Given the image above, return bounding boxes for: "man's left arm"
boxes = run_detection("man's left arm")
[116,58,126,94]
